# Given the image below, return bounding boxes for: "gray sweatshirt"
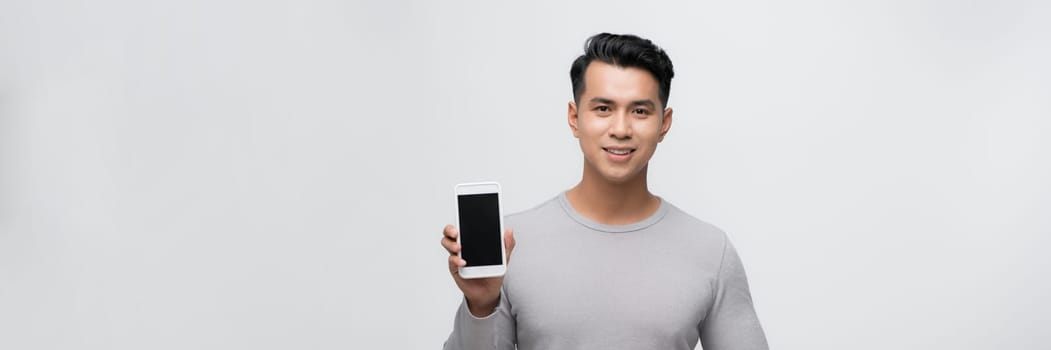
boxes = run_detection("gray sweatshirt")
[444,192,768,350]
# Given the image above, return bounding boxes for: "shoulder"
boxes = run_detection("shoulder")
[504,194,562,227]
[658,200,731,254]
[662,200,728,237]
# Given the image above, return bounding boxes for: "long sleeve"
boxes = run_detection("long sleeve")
[443,289,516,350]
[699,238,769,350]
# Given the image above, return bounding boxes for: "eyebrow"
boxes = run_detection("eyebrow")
[588,97,657,109]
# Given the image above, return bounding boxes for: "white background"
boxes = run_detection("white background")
[2,0,1049,349]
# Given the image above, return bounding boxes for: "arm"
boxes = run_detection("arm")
[440,225,518,349]
[443,289,517,350]
[699,238,769,350]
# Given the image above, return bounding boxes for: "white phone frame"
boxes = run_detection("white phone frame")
[454,182,507,279]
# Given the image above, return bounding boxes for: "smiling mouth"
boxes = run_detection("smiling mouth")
[603,147,636,155]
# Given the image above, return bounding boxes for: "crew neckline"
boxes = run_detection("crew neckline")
[557,191,669,233]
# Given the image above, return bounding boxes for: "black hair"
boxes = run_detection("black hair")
[570,33,675,109]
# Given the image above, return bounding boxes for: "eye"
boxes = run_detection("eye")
[633,108,650,116]
[595,106,611,112]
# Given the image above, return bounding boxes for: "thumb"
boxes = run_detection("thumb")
[504,228,516,263]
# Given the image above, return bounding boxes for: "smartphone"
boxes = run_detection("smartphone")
[454,182,506,279]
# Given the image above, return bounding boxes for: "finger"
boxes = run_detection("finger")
[504,228,516,263]
[441,236,460,255]
[448,255,458,274]
[448,254,466,274]
[443,224,458,240]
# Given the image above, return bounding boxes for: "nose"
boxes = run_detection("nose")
[608,112,632,140]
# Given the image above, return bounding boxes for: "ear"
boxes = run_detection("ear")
[658,107,673,142]
[568,101,580,138]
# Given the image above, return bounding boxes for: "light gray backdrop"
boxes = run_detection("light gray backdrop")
[1,0,1049,349]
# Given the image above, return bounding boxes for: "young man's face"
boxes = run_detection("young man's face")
[569,61,673,184]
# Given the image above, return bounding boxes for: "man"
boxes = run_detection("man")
[440,33,768,350]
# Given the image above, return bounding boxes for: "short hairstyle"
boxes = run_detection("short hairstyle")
[570,33,675,109]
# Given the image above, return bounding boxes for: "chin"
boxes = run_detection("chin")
[596,167,643,184]
[583,157,647,184]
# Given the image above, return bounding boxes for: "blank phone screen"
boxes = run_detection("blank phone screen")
[457,193,502,267]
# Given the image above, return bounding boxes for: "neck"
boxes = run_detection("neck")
[565,163,660,225]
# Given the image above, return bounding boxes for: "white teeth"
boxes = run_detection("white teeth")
[606,148,631,155]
